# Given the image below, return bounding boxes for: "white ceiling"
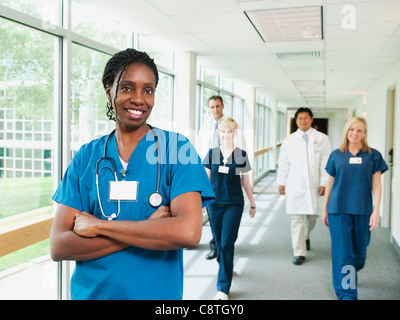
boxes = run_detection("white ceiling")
[76,0,400,111]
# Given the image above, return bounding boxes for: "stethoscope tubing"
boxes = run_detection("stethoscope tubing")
[95,127,162,220]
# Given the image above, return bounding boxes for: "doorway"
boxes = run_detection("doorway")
[290,118,329,135]
[382,86,396,228]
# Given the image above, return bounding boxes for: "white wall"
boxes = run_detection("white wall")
[350,59,400,250]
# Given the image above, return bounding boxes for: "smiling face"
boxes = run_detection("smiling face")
[219,125,236,145]
[347,121,366,145]
[296,112,313,132]
[106,62,156,132]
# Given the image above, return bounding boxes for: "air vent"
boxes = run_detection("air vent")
[276,51,324,60]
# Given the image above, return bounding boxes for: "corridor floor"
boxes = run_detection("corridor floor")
[182,173,400,300]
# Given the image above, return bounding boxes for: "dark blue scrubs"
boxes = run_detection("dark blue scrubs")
[325,148,388,300]
[52,127,215,300]
[203,147,251,294]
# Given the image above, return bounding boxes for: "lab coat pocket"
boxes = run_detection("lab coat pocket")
[313,141,322,153]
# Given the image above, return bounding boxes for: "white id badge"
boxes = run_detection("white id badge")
[218,166,229,174]
[349,157,362,164]
[109,181,138,201]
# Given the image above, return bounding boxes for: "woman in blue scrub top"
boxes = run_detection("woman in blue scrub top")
[322,117,388,300]
[50,49,215,300]
[203,117,256,300]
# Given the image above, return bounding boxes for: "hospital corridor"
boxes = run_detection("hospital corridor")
[1,0,400,301]
[183,174,400,300]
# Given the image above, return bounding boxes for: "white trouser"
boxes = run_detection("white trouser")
[290,214,318,257]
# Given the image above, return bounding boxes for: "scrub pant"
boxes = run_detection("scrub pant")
[291,214,318,256]
[328,213,371,300]
[208,204,244,295]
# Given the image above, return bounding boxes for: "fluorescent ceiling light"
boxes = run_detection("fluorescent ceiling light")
[293,80,325,87]
[245,6,323,43]
[300,91,325,97]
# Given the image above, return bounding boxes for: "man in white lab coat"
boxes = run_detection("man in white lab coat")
[277,107,331,265]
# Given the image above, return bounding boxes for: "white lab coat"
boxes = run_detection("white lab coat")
[196,117,217,161]
[277,128,331,215]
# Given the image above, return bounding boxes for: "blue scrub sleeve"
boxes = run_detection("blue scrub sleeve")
[171,140,215,208]
[202,149,212,169]
[51,147,84,212]
[325,151,336,177]
[372,150,389,174]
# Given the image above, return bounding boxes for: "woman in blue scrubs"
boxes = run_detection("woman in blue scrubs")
[203,117,256,300]
[322,117,388,300]
[50,49,215,300]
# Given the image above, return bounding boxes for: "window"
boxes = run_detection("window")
[71,44,113,151]
[254,97,272,180]
[71,1,130,50]
[148,72,174,131]
[0,17,58,299]
[1,0,61,26]
[138,35,174,71]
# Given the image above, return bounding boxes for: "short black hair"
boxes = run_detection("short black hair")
[295,107,313,119]
[208,95,224,105]
[102,48,159,121]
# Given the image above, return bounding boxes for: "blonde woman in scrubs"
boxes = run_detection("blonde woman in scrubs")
[322,117,388,300]
[203,117,256,300]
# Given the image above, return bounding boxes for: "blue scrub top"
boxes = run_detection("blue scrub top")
[52,126,215,300]
[325,148,388,216]
[203,147,251,207]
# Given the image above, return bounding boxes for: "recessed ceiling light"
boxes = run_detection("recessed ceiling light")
[293,80,325,87]
[300,91,325,97]
[245,6,323,43]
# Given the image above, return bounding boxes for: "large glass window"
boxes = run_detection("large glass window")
[1,0,60,26]
[0,17,58,299]
[71,44,113,151]
[148,72,174,131]
[71,1,130,50]
[254,97,272,180]
[138,35,174,71]
[0,17,56,216]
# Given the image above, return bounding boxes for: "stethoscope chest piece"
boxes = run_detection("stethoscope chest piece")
[149,192,163,208]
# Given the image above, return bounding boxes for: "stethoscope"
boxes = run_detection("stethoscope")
[95,128,162,220]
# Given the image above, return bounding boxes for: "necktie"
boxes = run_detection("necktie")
[303,132,308,150]
[303,132,309,170]
[210,122,220,148]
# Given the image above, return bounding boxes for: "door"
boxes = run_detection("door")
[290,118,328,135]
[382,86,396,228]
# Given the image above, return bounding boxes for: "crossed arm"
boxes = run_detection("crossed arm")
[50,191,203,261]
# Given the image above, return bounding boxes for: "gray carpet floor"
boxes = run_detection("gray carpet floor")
[182,173,400,300]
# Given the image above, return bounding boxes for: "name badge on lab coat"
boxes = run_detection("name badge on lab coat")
[349,157,362,164]
[218,166,229,174]
[109,181,138,201]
